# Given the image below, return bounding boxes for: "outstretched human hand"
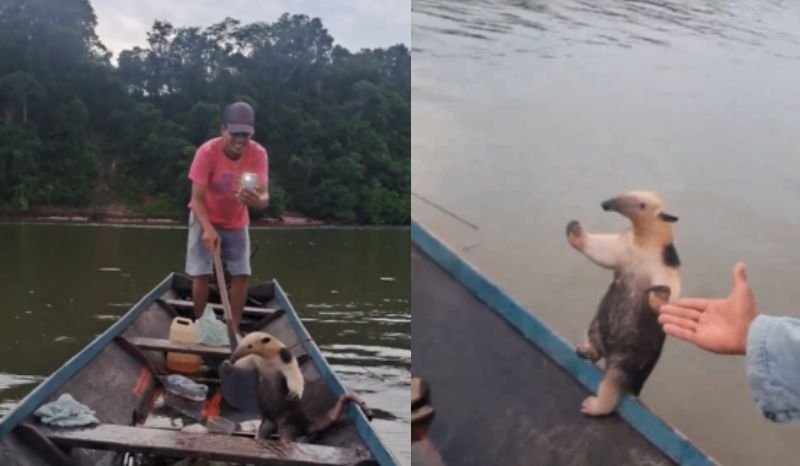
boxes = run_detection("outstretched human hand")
[657,262,758,355]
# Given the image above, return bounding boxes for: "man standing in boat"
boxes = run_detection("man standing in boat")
[184,101,269,333]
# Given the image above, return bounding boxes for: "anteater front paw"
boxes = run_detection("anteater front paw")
[647,285,671,311]
[566,220,585,249]
[566,220,582,237]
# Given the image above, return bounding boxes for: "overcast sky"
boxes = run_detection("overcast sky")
[91,0,410,59]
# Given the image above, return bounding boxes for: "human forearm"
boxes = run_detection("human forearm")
[191,198,214,233]
[255,189,269,209]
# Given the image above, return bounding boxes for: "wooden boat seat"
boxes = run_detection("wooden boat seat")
[39,423,371,465]
[163,299,281,317]
[129,337,232,357]
[128,336,311,366]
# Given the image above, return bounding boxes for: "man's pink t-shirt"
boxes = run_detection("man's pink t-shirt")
[188,137,269,230]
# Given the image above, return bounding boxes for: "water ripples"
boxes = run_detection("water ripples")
[413,0,800,59]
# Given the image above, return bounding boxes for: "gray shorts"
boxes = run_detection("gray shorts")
[185,213,251,277]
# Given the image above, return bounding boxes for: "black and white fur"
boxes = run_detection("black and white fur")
[566,191,681,416]
[223,331,372,441]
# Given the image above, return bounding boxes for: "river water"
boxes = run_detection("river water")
[0,223,410,464]
[412,1,800,465]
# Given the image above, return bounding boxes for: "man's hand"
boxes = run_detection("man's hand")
[657,262,758,355]
[238,187,268,209]
[202,228,220,255]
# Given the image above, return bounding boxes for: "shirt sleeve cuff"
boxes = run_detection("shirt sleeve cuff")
[746,315,800,422]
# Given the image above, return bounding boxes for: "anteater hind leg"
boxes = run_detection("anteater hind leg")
[257,418,276,440]
[277,421,304,444]
[581,367,625,416]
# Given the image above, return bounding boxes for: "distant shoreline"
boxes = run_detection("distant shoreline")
[0,209,407,229]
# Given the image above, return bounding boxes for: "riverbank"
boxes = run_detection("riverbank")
[0,207,327,228]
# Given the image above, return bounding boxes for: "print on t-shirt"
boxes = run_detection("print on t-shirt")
[214,171,236,194]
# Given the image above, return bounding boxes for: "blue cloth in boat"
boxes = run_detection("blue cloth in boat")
[34,393,99,427]
[747,315,800,423]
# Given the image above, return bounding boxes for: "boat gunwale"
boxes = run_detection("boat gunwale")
[273,280,400,466]
[410,219,716,466]
[0,273,176,438]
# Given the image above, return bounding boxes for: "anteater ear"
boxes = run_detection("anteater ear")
[261,337,272,344]
[659,212,679,223]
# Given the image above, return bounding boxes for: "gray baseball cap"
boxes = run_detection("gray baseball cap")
[223,101,255,135]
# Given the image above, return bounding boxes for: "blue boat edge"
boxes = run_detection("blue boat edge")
[274,280,402,466]
[411,219,718,466]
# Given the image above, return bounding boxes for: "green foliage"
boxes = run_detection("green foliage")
[0,3,409,224]
[266,182,287,219]
[135,194,184,218]
[0,124,43,209]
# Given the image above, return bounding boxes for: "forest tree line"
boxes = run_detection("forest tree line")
[0,0,410,224]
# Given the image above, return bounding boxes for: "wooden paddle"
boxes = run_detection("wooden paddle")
[213,250,260,414]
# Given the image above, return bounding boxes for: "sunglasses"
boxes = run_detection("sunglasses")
[230,132,252,139]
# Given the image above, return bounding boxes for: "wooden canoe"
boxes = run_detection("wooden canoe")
[410,220,718,466]
[0,273,399,466]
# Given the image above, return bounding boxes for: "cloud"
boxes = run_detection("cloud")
[91,0,409,58]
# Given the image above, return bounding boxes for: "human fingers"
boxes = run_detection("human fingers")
[659,304,702,322]
[663,323,697,344]
[659,313,697,332]
[674,298,711,311]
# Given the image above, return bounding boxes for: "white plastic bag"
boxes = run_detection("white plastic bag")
[196,304,230,347]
